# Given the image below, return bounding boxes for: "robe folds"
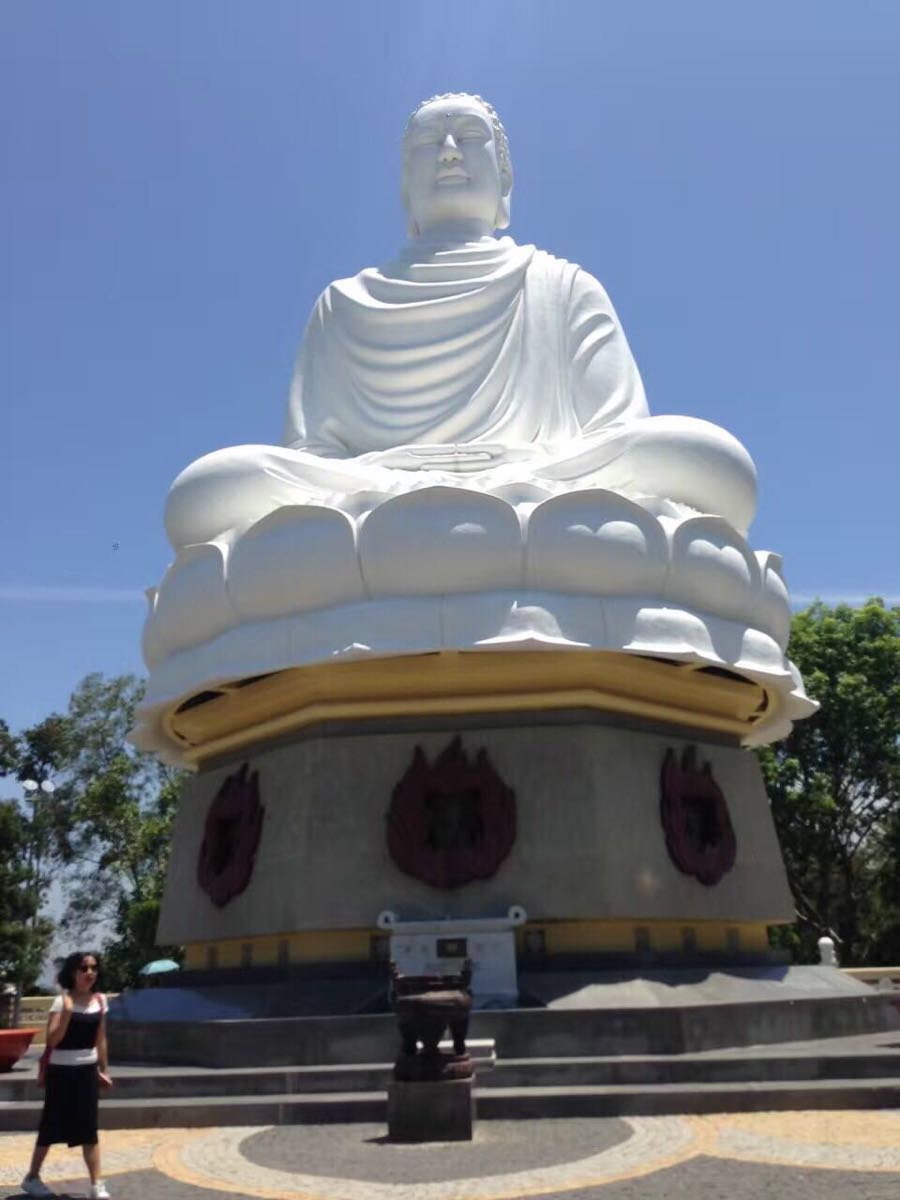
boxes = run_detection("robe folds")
[283,236,649,459]
[164,237,758,549]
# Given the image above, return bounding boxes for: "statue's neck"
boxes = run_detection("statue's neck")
[412,219,498,246]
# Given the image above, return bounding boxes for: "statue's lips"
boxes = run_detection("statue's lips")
[435,171,470,185]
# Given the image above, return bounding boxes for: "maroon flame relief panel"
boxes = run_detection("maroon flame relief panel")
[386,736,516,889]
[197,762,265,907]
[660,746,737,886]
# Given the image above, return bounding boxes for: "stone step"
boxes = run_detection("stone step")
[0,1091,384,1131]
[478,1078,900,1118]
[4,1046,899,1102]
[3,1077,900,1130]
[490,1050,900,1088]
[0,1064,389,1103]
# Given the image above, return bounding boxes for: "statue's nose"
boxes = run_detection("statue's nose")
[439,133,463,162]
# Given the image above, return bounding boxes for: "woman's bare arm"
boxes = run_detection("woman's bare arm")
[97,1008,112,1085]
[96,1014,109,1072]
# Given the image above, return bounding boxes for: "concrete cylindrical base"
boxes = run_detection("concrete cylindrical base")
[158,711,793,960]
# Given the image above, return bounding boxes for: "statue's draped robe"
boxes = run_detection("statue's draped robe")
[284,237,648,456]
[165,237,757,550]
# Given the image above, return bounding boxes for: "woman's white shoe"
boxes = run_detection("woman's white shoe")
[20,1177,56,1198]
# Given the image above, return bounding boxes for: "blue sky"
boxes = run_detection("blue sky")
[2,0,899,737]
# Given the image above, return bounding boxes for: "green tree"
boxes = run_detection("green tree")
[0,801,49,991]
[867,803,900,962]
[56,674,185,989]
[0,716,69,999]
[0,720,19,775]
[759,598,900,964]
[2,674,185,994]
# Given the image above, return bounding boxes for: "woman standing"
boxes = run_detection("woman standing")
[21,952,113,1200]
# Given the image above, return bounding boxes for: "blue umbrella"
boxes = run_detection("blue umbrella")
[139,959,180,976]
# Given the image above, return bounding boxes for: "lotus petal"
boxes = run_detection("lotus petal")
[359,487,523,597]
[154,544,234,655]
[666,516,761,625]
[754,550,792,650]
[525,489,668,595]
[228,504,364,620]
[140,587,166,669]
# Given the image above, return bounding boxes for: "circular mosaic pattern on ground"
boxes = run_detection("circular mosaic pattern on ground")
[0,1128,164,1186]
[154,1117,704,1199]
[5,1112,900,1200]
[697,1109,900,1172]
[240,1118,632,1184]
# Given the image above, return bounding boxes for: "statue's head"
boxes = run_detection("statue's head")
[402,93,513,238]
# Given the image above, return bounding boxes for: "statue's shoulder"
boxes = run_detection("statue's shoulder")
[524,245,611,300]
[530,245,578,270]
[305,268,380,320]
[536,248,617,304]
[318,268,371,300]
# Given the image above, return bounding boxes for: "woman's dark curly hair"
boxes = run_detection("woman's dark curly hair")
[57,951,103,992]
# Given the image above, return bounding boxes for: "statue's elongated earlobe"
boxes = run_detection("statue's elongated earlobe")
[495,165,513,230]
[402,176,418,238]
[495,174,512,229]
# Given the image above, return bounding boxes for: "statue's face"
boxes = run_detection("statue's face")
[403,96,511,235]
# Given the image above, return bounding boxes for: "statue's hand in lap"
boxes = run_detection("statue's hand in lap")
[365,444,536,471]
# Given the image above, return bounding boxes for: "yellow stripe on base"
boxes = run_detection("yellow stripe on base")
[182,920,774,969]
[164,650,772,767]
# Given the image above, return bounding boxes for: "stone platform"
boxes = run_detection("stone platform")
[104,965,898,1069]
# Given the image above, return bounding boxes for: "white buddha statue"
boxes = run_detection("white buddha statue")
[165,93,757,551]
[135,91,818,763]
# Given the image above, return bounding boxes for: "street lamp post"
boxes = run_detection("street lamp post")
[12,778,55,1028]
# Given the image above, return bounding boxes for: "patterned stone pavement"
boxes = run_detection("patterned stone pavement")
[1,1110,899,1199]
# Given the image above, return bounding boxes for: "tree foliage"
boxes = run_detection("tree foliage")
[0,715,68,992]
[55,675,185,989]
[0,720,19,776]
[1,674,185,992]
[0,801,51,990]
[759,598,900,964]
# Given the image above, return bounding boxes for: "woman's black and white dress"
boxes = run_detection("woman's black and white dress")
[37,993,107,1147]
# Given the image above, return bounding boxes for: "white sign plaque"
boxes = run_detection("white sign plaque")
[378,907,526,1009]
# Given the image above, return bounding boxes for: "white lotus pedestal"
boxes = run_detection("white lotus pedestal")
[134,484,814,769]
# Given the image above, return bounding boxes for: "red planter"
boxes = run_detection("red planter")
[0,1028,40,1071]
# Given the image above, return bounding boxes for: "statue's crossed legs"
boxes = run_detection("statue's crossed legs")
[164,414,757,550]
